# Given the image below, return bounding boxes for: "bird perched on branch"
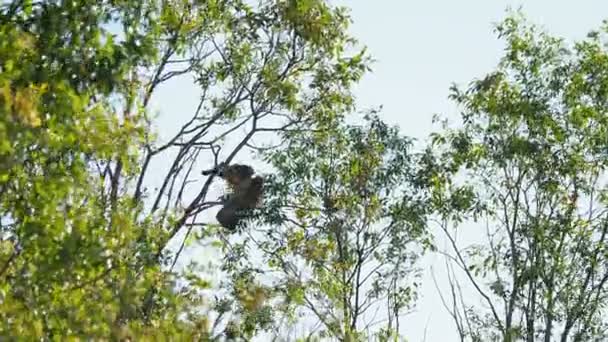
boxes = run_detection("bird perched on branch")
[202,163,264,230]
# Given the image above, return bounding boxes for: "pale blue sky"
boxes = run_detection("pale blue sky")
[150,1,608,340]
[334,1,608,142]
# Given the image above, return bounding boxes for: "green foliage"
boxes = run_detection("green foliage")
[15,1,608,341]
[0,0,371,339]
[234,111,432,340]
[133,0,372,337]
[426,12,608,341]
[0,1,207,339]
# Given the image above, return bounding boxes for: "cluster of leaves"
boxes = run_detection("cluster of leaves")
[0,1,210,339]
[127,0,373,337]
[0,0,376,339]
[426,12,608,342]
[215,112,432,340]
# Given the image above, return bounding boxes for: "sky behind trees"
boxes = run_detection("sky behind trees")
[148,1,608,340]
[340,2,608,341]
